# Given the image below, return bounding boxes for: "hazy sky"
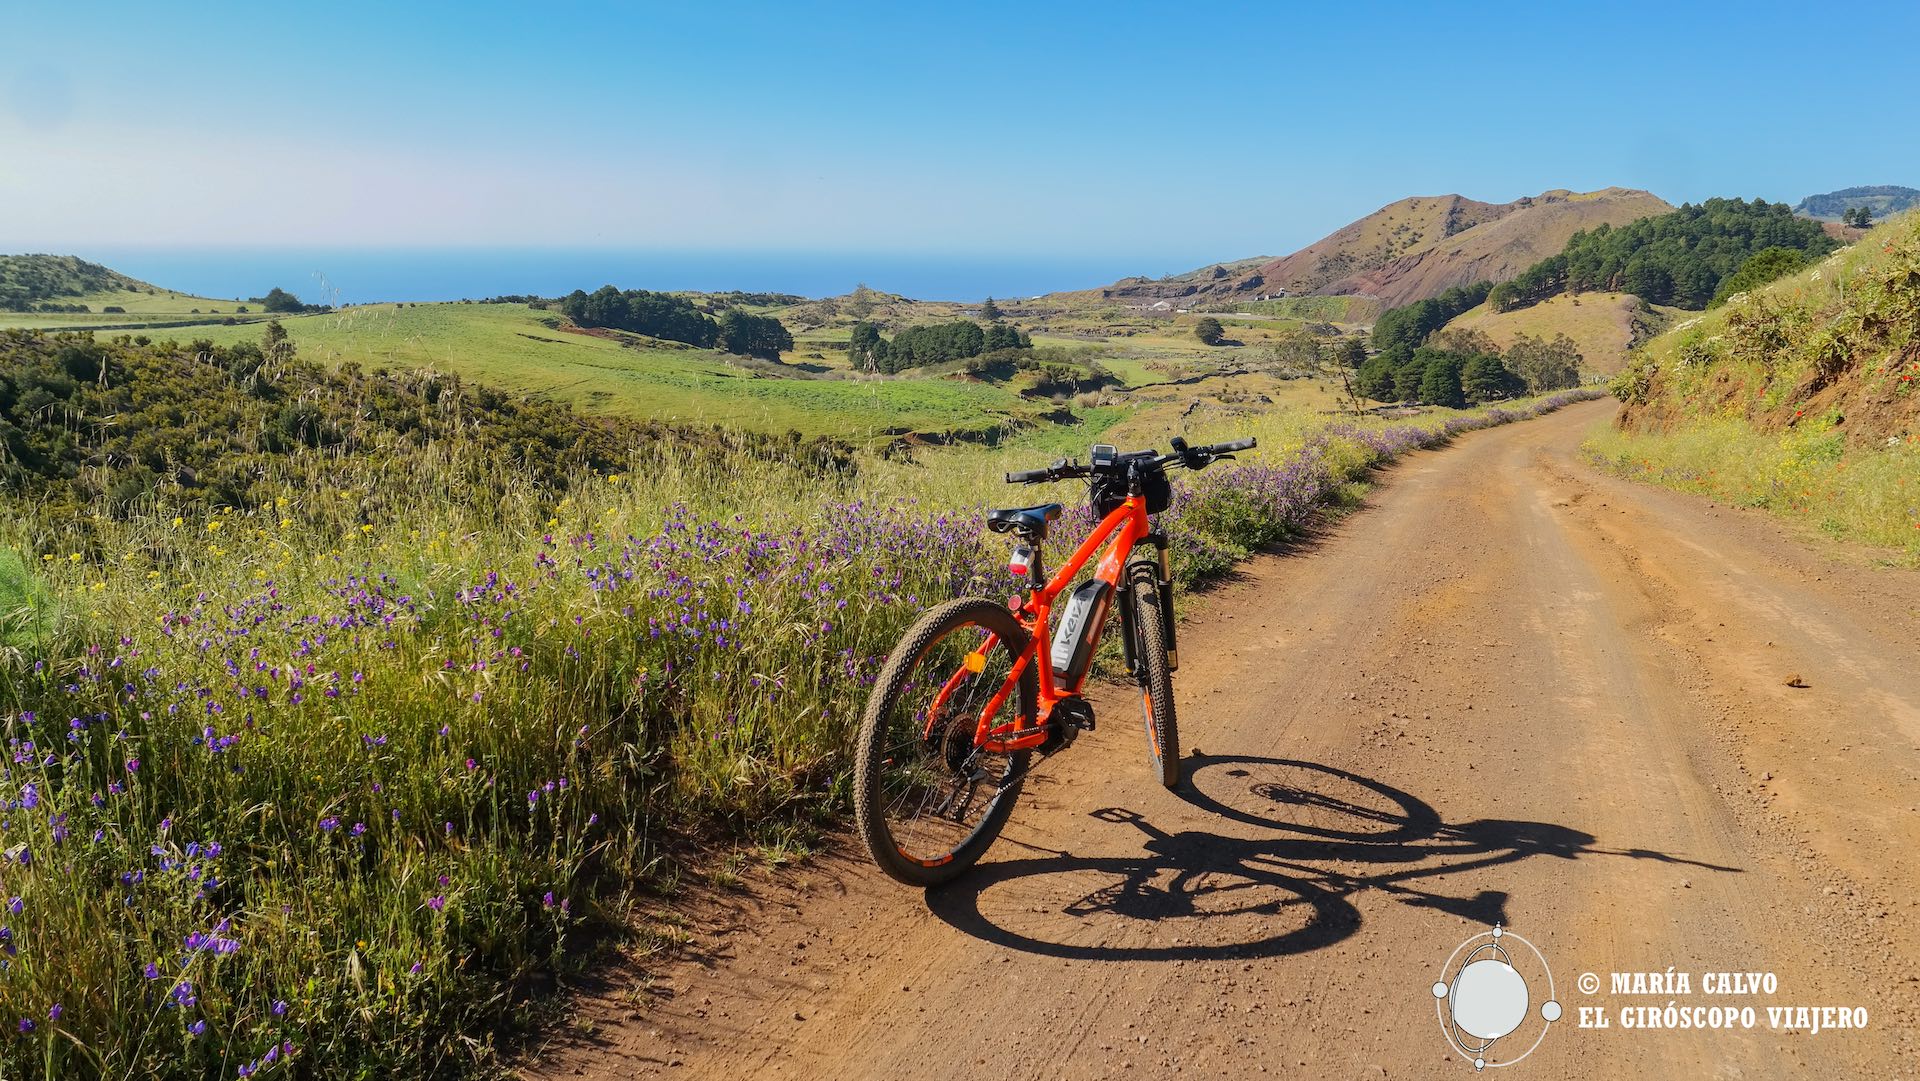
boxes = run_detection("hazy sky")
[6,0,1918,264]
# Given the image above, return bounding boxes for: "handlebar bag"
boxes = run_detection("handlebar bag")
[1092,464,1172,517]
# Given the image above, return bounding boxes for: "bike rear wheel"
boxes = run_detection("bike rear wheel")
[854,597,1037,887]
[1130,571,1181,788]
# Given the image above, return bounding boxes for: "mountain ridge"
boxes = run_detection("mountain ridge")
[1072,187,1674,310]
[1792,184,1919,222]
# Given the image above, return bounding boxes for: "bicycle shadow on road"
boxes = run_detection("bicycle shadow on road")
[925,754,1741,962]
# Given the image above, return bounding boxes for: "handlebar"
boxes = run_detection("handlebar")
[1004,436,1256,484]
[1004,458,1092,485]
[1005,466,1060,484]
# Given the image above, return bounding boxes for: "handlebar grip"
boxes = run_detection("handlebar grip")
[1006,468,1050,484]
[1212,437,1257,453]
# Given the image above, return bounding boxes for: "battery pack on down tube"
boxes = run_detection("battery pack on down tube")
[1050,579,1112,684]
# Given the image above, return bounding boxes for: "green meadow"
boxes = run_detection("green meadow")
[149,303,1048,439]
[0,286,263,330]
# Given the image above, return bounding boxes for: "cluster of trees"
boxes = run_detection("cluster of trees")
[716,309,795,360]
[249,287,331,315]
[1370,281,1493,363]
[1840,206,1876,228]
[1194,316,1226,345]
[1356,327,1581,407]
[1709,247,1811,306]
[955,349,1117,397]
[0,328,852,520]
[1486,198,1837,312]
[562,286,720,346]
[847,319,1031,374]
[559,286,792,359]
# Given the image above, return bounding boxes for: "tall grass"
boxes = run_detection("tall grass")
[0,391,1597,1078]
[1584,416,1920,561]
[1595,211,1919,561]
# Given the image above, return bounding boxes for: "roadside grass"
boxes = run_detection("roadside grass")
[1583,418,1920,562]
[0,389,1594,1078]
[1594,211,1920,562]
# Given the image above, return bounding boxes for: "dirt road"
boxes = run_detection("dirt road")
[531,399,1920,1080]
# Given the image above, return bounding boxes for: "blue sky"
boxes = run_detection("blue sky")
[5,0,1918,265]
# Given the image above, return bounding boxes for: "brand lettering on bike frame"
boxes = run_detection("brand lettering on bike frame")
[921,493,1149,755]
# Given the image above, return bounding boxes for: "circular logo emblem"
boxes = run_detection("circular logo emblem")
[1432,924,1561,1070]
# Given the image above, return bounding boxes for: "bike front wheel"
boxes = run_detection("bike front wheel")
[1130,572,1181,788]
[854,597,1037,887]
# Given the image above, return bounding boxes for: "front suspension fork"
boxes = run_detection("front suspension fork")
[1119,532,1178,678]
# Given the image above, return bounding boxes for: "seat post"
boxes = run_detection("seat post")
[1023,536,1045,586]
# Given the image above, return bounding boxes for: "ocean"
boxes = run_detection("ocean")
[70,248,1211,306]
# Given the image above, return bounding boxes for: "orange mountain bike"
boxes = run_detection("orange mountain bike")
[853,435,1255,886]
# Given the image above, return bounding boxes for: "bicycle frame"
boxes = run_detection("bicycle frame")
[925,494,1154,755]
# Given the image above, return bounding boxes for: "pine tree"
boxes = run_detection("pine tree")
[1418,355,1466,408]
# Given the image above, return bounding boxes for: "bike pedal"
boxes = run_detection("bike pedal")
[1038,698,1096,754]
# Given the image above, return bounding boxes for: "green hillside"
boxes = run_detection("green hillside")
[0,328,852,516]
[0,253,259,330]
[1592,211,1919,557]
[1488,198,1837,313]
[0,254,149,307]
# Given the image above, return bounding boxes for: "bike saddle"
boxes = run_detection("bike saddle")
[986,503,1063,539]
